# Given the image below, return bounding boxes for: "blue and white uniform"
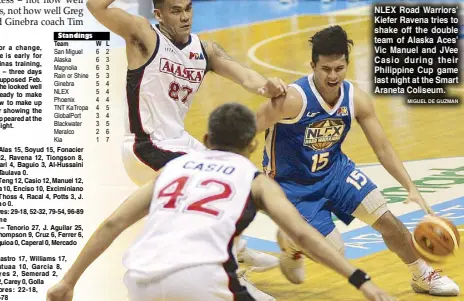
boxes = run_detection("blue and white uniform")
[263,74,377,236]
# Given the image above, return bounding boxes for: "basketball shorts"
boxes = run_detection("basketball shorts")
[278,160,382,236]
[122,131,206,186]
[123,264,255,301]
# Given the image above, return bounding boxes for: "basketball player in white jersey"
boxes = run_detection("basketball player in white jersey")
[86,0,286,184]
[255,25,459,296]
[47,103,394,301]
[86,0,285,287]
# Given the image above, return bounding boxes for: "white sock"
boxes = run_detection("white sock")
[408,259,432,278]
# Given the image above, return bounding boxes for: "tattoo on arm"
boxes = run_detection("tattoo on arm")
[211,41,251,69]
[212,42,234,61]
[204,40,267,81]
[201,40,209,51]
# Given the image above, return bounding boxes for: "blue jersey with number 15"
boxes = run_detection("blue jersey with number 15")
[263,74,355,183]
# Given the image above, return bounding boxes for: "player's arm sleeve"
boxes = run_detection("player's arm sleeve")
[201,40,269,94]
[59,175,158,287]
[255,86,305,133]
[86,0,148,40]
[354,86,415,191]
[251,174,357,279]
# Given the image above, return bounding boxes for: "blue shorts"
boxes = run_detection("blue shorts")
[277,160,377,236]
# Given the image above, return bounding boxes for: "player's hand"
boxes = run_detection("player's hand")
[46,280,74,301]
[258,77,287,98]
[404,187,435,215]
[360,281,396,301]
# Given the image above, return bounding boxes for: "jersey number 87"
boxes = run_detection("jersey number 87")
[168,81,193,103]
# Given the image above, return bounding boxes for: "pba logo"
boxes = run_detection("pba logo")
[189,52,205,60]
[336,106,349,116]
[304,119,345,150]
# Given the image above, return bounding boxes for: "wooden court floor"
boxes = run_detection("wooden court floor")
[189,15,464,301]
[246,227,464,301]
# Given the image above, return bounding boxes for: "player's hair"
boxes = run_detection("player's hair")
[309,25,354,64]
[152,0,164,9]
[208,103,256,152]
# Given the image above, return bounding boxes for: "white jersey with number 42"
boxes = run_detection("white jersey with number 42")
[124,25,208,141]
[122,150,259,280]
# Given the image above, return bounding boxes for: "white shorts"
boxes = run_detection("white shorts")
[122,132,206,186]
[123,265,254,301]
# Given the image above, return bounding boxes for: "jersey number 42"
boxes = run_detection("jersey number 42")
[157,176,234,218]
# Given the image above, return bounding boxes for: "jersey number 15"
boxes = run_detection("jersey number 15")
[311,152,329,172]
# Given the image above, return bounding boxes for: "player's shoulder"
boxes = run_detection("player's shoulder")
[349,83,375,118]
[342,80,369,101]
[352,84,371,102]
[291,75,310,87]
[285,76,311,109]
[137,16,156,31]
[287,76,311,99]
[132,15,151,26]
[197,39,218,60]
[129,17,157,42]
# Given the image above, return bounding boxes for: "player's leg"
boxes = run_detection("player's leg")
[277,207,347,283]
[352,190,459,296]
[236,236,279,272]
[122,131,209,186]
[353,189,417,262]
[334,166,459,296]
[122,136,187,186]
[237,268,275,301]
[277,195,334,284]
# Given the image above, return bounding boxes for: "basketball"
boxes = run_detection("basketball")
[412,216,460,262]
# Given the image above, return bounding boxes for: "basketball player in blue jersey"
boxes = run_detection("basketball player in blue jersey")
[257,25,459,296]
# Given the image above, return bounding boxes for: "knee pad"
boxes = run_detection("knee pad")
[352,188,388,226]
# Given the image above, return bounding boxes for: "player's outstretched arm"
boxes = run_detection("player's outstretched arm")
[46,176,158,301]
[201,40,286,98]
[255,87,304,132]
[86,0,149,41]
[251,174,395,301]
[354,87,433,215]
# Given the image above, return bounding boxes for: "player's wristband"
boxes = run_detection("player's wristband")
[348,269,371,289]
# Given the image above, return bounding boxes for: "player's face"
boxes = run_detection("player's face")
[311,54,347,92]
[156,0,193,43]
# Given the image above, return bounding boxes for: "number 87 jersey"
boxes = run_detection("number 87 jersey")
[263,74,355,182]
[123,150,258,281]
[124,25,208,142]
